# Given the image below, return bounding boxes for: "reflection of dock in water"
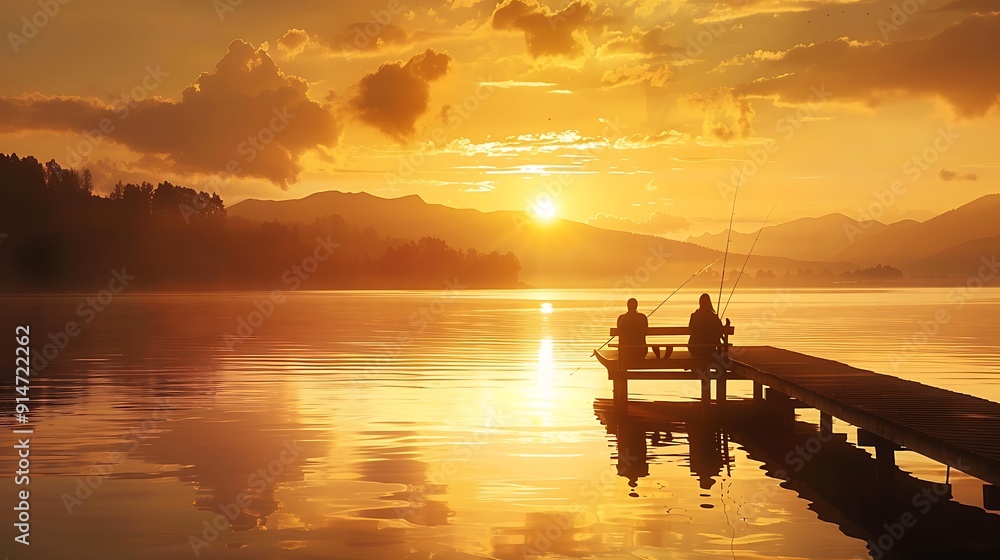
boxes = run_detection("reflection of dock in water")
[600,343,1000,492]
[595,399,1000,559]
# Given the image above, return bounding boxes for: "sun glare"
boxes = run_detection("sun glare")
[533,200,557,221]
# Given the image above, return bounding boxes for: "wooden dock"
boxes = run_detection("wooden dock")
[596,346,1000,492]
[727,346,1000,488]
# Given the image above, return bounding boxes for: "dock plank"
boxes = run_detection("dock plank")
[729,345,1000,486]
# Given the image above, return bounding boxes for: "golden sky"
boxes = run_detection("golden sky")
[1,0,998,236]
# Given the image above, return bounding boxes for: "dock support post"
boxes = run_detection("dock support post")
[613,377,628,412]
[700,376,711,403]
[766,388,794,427]
[717,376,727,404]
[753,381,763,401]
[820,412,833,436]
[875,443,896,481]
[984,485,1000,511]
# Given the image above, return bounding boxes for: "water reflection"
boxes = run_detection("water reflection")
[0,290,998,559]
[597,399,1000,559]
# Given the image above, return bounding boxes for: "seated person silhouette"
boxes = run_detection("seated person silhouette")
[617,298,650,363]
[688,293,724,359]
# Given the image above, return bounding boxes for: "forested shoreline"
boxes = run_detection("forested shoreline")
[0,153,522,291]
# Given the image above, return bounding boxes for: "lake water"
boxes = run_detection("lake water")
[2,288,999,559]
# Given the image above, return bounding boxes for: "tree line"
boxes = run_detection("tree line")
[0,153,522,290]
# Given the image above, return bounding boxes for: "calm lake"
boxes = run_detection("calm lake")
[2,288,999,559]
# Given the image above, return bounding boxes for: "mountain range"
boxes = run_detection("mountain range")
[689,194,1000,276]
[230,190,999,286]
[229,191,853,288]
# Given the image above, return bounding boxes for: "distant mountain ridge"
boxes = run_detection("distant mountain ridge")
[229,191,854,287]
[684,193,1000,278]
[687,214,889,262]
[230,190,999,284]
[833,194,1000,268]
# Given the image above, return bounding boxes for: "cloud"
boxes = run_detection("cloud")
[612,129,691,148]
[477,80,557,88]
[587,211,690,235]
[601,63,670,88]
[318,23,413,56]
[440,130,611,156]
[490,0,615,58]
[691,0,863,22]
[624,0,676,18]
[939,168,979,181]
[278,28,310,58]
[348,49,452,139]
[599,24,677,57]
[735,13,1000,117]
[680,88,754,141]
[0,40,342,187]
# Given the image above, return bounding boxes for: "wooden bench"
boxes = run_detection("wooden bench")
[594,321,735,409]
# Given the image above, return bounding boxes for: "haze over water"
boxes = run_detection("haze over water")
[2,288,999,559]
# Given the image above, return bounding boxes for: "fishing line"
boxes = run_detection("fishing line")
[717,165,743,316]
[721,201,779,318]
[568,256,722,376]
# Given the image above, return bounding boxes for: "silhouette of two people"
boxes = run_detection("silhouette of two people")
[617,294,724,363]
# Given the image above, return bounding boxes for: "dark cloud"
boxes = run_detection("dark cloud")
[939,168,979,181]
[0,40,342,187]
[587,212,690,235]
[491,0,616,58]
[735,13,1000,117]
[348,49,453,139]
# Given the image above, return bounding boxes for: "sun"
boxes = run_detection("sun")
[532,200,557,221]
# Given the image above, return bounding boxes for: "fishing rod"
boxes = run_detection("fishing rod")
[717,165,743,315]
[568,256,722,375]
[721,201,778,318]
[647,256,722,320]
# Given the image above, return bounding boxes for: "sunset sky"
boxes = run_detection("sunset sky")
[1,0,998,236]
